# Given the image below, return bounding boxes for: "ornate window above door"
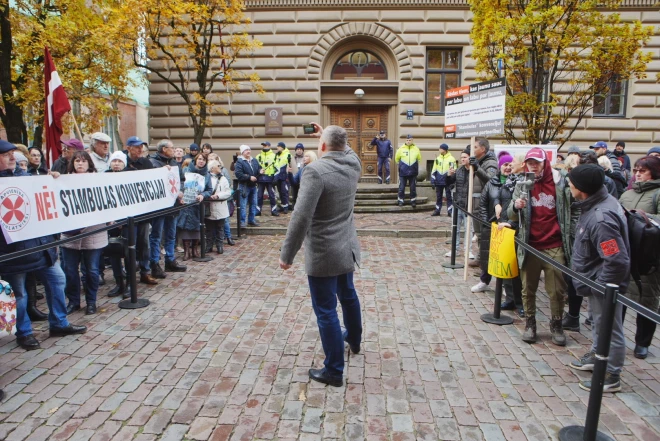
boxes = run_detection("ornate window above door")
[331,50,387,80]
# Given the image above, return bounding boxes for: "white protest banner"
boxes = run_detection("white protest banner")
[494,145,559,166]
[444,78,506,139]
[0,167,181,244]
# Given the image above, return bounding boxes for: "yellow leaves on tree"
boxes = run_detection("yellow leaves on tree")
[115,0,264,145]
[4,0,137,141]
[469,0,653,146]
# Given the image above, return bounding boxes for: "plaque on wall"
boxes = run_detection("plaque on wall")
[265,107,283,135]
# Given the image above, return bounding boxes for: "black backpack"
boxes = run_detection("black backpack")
[625,189,660,292]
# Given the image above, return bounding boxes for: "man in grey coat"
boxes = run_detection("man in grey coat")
[279,123,362,387]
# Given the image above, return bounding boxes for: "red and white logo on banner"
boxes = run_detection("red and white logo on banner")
[0,187,31,232]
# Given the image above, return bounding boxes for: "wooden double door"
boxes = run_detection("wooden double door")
[329,106,390,183]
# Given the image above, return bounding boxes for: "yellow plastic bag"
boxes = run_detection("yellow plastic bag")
[487,222,519,279]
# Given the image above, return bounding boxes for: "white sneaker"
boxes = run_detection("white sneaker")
[472,234,478,243]
[469,252,475,259]
[444,251,453,257]
[471,282,488,293]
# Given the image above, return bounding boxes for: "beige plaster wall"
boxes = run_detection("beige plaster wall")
[148,5,660,170]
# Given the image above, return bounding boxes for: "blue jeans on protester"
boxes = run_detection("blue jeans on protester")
[224,216,232,239]
[307,272,362,378]
[62,248,102,308]
[150,215,178,264]
[240,185,258,224]
[3,263,70,337]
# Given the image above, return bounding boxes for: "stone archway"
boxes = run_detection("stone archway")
[307,22,412,81]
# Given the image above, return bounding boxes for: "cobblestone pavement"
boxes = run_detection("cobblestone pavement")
[0,235,659,441]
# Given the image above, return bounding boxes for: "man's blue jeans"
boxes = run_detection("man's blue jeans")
[150,215,178,264]
[240,185,258,224]
[3,263,70,337]
[307,272,362,378]
[62,248,102,307]
[224,216,232,239]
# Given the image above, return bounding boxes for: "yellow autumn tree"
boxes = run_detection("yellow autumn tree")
[0,0,137,146]
[116,0,263,145]
[469,0,654,146]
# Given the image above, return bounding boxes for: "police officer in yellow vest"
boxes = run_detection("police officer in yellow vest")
[430,143,457,216]
[274,142,292,214]
[256,141,279,216]
[395,134,422,208]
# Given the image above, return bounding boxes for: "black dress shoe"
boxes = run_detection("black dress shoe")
[85,304,97,315]
[343,330,360,354]
[16,334,40,351]
[0,389,5,402]
[49,324,87,337]
[151,262,167,279]
[308,368,343,387]
[66,304,81,315]
[248,221,260,227]
[500,300,516,311]
[226,238,236,246]
[634,345,649,359]
[165,260,187,272]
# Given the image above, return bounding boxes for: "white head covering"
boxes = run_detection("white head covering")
[109,151,127,166]
[91,132,112,142]
[239,145,251,154]
[14,152,28,163]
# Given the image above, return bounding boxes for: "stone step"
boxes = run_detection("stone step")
[354,204,435,213]
[354,197,429,206]
[356,186,399,194]
[355,193,414,200]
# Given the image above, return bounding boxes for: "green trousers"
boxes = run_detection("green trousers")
[520,247,567,318]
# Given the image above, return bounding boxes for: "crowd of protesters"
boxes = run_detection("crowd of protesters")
[0,133,249,358]
[443,139,660,393]
[1,131,659,398]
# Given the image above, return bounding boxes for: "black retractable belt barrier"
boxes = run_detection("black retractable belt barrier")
[193,202,213,262]
[559,284,619,441]
[442,203,464,269]
[118,216,149,309]
[481,278,514,325]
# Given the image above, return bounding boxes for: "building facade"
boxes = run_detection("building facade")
[148,0,660,181]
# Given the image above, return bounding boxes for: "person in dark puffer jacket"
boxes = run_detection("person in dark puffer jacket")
[478,151,523,312]
[446,148,474,259]
[0,140,87,352]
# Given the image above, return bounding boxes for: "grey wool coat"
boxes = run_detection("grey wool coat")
[280,147,361,277]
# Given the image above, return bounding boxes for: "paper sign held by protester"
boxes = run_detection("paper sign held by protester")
[0,167,181,244]
[488,223,519,279]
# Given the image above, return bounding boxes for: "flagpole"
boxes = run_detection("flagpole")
[69,110,84,141]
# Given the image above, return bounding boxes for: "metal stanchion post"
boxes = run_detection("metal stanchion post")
[481,277,513,325]
[559,283,618,441]
[442,204,464,269]
[119,216,150,309]
[194,202,213,262]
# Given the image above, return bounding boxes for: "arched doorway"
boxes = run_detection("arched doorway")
[320,37,400,183]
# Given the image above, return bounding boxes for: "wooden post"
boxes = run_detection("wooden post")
[464,136,476,281]
[69,111,84,141]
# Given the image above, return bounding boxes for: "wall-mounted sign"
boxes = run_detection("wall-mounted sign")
[406,109,414,120]
[265,107,283,135]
